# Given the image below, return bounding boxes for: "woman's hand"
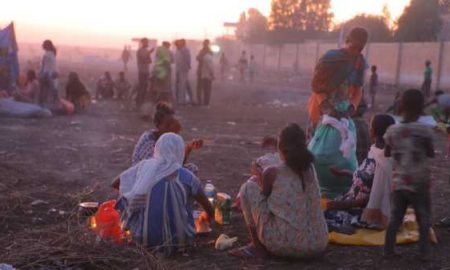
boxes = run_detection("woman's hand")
[188,139,204,151]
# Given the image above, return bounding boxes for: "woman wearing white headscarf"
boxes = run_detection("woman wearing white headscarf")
[115,133,214,255]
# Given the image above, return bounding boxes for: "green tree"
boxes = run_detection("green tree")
[302,0,333,31]
[246,8,269,43]
[235,9,268,43]
[395,0,447,42]
[341,14,393,42]
[269,0,299,30]
[269,0,333,32]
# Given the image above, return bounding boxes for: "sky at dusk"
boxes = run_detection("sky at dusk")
[0,0,411,48]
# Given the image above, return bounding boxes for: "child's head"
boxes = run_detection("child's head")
[399,89,424,121]
[425,60,431,67]
[371,65,377,73]
[370,114,395,146]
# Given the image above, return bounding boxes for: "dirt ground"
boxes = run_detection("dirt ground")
[1,71,450,269]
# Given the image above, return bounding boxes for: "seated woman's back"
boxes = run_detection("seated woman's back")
[268,164,328,253]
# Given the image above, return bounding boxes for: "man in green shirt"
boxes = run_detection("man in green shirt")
[422,60,432,99]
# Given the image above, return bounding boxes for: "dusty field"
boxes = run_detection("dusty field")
[0,72,450,269]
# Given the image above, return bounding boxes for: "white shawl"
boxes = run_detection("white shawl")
[119,133,185,212]
[322,115,355,159]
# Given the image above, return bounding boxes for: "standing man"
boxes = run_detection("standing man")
[422,60,433,99]
[136,38,154,108]
[238,51,248,82]
[201,46,214,107]
[153,41,173,103]
[175,39,192,105]
[219,52,228,81]
[121,45,132,72]
[196,39,210,105]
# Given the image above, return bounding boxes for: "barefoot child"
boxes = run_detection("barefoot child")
[384,89,435,260]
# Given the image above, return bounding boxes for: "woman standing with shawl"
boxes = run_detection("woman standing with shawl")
[115,133,214,255]
[307,27,368,199]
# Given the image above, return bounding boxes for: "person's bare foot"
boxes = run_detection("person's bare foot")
[228,243,270,259]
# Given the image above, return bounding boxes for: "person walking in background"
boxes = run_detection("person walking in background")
[238,51,248,82]
[115,71,132,100]
[219,52,229,81]
[175,39,191,105]
[121,45,132,72]
[422,61,433,99]
[201,46,214,107]
[153,41,173,103]
[249,55,257,84]
[369,65,378,109]
[136,38,154,108]
[196,39,210,105]
[39,39,59,105]
[384,89,435,261]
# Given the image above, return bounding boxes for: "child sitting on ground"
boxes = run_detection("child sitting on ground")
[383,89,435,261]
[234,136,280,209]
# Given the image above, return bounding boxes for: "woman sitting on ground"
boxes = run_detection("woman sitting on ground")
[65,72,91,110]
[132,102,203,171]
[14,70,40,104]
[114,133,214,255]
[326,114,395,229]
[230,123,328,259]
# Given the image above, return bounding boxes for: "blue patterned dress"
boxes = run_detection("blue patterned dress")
[116,167,201,255]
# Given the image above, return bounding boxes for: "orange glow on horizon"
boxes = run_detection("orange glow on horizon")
[0,0,410,48]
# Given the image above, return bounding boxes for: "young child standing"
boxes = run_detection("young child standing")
[369,65,378,109]
[383,89,435,261]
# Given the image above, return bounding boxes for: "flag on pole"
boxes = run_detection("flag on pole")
[0,22,19,93]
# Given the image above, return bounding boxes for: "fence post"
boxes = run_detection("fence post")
[262,44,266,72]
[315,42,320,63]
[365,43,370,59]
[295,43,300,73]
[395,42,403,87]
[277,44,282,72]
[436,41,445,90]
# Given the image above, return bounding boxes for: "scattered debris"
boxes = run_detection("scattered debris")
[226,121,236,126]
[30,199,48,206]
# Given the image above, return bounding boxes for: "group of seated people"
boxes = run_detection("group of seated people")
[95,71,132,100]
[0,69,92,114]
[108,96,410,260]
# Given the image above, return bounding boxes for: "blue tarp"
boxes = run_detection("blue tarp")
[0,22,19,93]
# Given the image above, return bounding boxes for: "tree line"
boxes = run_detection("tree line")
[235,0,450,44]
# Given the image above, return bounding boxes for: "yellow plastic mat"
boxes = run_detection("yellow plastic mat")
[328,211,438,246]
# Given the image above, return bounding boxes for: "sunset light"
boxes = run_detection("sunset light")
[0,0,411,47]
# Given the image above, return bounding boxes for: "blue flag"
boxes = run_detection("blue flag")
[0,22,19,93]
